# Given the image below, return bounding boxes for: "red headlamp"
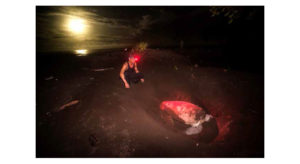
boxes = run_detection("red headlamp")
[129,53,140,62]
[133,54,140,62]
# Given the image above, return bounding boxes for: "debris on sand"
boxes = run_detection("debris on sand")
[174,65,178,70]
[89,134,98,147]
[191,73,196,79]
[92,67,114,72]
[59,100,79,111]
[81,67,89,71]
[214,119,233,142]
[46,112,52,117]
[119,105,127,112]
[45,76,54,80]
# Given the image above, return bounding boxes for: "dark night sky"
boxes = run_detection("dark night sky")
[36,6,263,52]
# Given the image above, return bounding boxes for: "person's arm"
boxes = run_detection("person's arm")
[134,63,139,73]
[120,63,130,88]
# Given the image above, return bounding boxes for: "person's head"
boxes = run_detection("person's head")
[128,54,136,64]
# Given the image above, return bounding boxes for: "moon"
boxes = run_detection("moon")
[68,18,85,33]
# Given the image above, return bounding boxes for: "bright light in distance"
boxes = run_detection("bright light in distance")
[68,18,85,33]
[75,49,88,56]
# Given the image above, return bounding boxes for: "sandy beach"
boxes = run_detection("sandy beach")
[36,48,264,157]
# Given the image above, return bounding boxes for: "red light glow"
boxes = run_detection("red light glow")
[160,101,203,112]
[160,101,205,125]
[134,55,140,62]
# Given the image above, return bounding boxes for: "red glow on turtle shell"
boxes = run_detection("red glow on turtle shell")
[160,101,204,115]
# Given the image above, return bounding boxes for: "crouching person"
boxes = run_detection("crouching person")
[120,54,144,88]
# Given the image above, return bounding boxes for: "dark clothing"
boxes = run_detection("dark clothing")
[124,62,136,75]
[124,62,144,85]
